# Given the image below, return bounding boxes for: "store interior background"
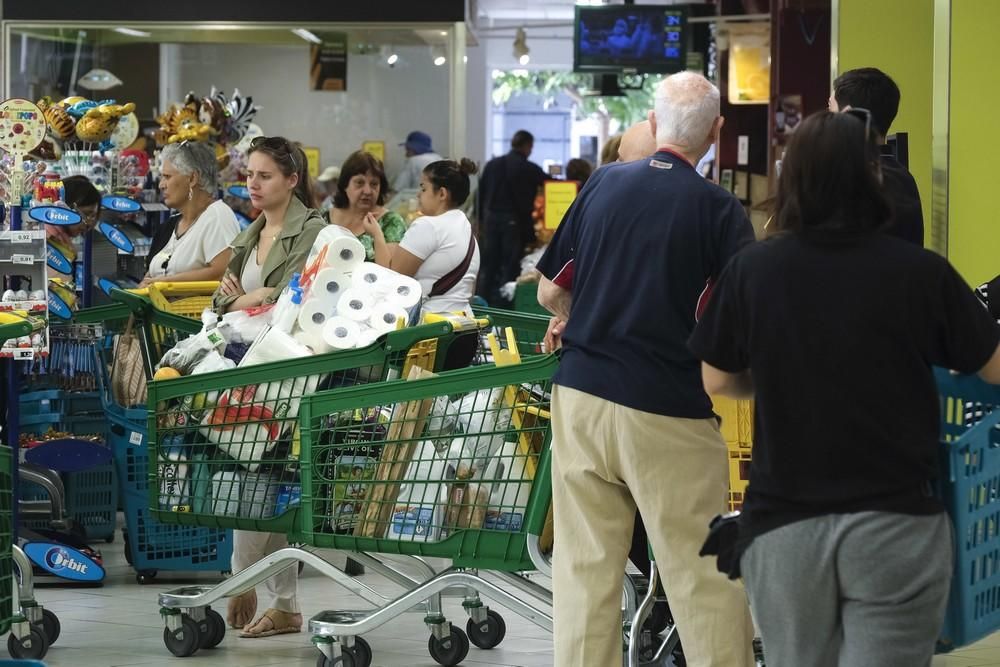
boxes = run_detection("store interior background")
[2,0,996,285]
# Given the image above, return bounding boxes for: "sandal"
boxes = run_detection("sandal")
[239,608,302,638]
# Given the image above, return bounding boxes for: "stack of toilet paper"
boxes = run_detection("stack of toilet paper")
[294,235,422,353]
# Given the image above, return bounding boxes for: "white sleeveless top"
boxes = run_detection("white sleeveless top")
[240,245,264,293]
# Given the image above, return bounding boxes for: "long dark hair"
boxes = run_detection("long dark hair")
[423,158,478,209]
[248,136,314,208]
[333,151,389,209]
[772,111,890,237]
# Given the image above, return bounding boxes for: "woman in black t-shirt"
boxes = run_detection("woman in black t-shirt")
[690,111,1000,667]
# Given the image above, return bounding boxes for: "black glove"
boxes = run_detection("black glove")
[699,511,743,580]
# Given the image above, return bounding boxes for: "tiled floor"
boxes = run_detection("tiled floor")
[21,531,1000,666]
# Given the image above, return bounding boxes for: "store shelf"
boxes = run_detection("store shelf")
[0,300,47,313]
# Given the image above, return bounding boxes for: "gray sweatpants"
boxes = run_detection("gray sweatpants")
[741,511,952,667]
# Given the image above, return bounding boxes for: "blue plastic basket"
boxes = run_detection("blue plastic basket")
[936,368,1000,651]
[107,404,231,579]
[19,463,117,542]
[0,660,47,666]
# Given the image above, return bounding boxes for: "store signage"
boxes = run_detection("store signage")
[227,185,250,200]
[10,231,33,244]
[23,542,105,582]
[362,141,385,163]
[234,211,252,230]
[544,181,580,230]
[98,278,119,297]
[100,195,141,213]
[11,348,33,361]
[310,33,348,91]
[46,245,72,274]
[47,291,72,320]
[98,222,134,253]
[28,206,82,226]
[12,253,34,266]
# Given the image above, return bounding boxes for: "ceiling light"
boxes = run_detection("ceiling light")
[387,53,399,66]
[431,45,447,66]
[513,27,530,65]
[114,28,151,38]
[77,68,123,91]
[291,28,322,44]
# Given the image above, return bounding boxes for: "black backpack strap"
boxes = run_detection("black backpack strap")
[429,229,476,297]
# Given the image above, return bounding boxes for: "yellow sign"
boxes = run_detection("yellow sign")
[302,147,320,180]
[362,141,386,163]
[544,181,579,230]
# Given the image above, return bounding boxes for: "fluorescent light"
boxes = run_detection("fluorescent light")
[434,55,447,66]
[114,28,150,37]
[387,53,399,65]
[291,28,322,44]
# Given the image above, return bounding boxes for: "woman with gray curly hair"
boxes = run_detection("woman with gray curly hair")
[140,141,241,286]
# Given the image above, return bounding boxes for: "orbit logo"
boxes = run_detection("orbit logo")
[45,547,89,575]
[100,196,141,213]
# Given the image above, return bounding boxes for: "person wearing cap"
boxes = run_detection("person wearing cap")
[392,131,443,192]
[316,165,340,214]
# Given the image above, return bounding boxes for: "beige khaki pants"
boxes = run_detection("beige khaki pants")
[232,530,300,614]
[551,385,754,667]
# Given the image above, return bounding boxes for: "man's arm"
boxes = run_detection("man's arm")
[702,362,754,399]
[537,275,571,321]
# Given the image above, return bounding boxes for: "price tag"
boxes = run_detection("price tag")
[129,431,143,446]
[10,231,33,244]
[11,253,33,265]
[13,348,33,361]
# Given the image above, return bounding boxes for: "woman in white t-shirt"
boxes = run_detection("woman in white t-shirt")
[140,142,241,286]
[373,158,480,368]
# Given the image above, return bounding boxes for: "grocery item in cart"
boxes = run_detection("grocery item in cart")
[199,326,320,469]
[330,454,378,533]
[388,441,447,542]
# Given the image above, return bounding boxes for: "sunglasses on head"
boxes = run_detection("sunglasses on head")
[250,136,300,172]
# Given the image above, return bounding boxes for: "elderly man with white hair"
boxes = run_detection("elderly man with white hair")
[536,71,756,666]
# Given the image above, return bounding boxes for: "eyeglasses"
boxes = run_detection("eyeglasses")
[844,107,873,142]
[249,136,300,173]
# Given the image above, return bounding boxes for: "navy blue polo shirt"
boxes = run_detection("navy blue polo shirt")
[536,150,755,418]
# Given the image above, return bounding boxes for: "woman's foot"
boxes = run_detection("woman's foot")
[239,608,303,638]
[227,589,257,629]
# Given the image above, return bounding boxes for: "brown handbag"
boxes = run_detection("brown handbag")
[111,315,147,407]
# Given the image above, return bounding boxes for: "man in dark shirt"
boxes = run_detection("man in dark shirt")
[830,67,925,246]
[476,130,547,305]
[536,72,756,667]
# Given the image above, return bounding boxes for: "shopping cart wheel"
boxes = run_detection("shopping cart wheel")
[315,649,356,666]
[197,608,226,649]
[137,570,158,585]
[466,610,506,649]
[163,615,201,658]
[428,626,470,666]
[8,628,49,660]
[36,609,61,646]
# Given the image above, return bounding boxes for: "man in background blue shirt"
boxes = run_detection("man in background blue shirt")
[536,72,756,666]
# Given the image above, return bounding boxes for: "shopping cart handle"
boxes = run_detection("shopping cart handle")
[110,287,154,315]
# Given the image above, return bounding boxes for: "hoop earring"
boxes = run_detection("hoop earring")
[188,185,194,201]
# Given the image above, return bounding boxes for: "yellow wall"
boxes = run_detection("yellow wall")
[836,0,934,247]
[948,1,1000,285]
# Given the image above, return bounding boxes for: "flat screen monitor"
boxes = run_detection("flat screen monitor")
[574,4,688,74]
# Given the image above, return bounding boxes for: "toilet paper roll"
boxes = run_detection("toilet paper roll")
[368,304,409,335]
[324,236,365,273]
[312,268,352,302]
[322,316,362,350]
[297,298,338,339]
[355,327,381,348]
[354,263,391,289]
[337,287,375,322]
[382,275,422,310]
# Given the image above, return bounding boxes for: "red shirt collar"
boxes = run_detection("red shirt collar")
[654,147,694,167]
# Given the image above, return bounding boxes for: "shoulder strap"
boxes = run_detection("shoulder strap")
[429,228,477,297]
